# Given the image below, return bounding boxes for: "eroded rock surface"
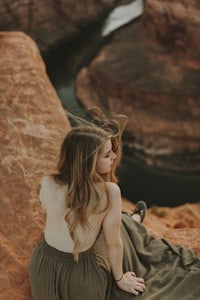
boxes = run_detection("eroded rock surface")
[76,0,200,172]
[0,31,69,300]
[0,0,125,51]
[143,0,200,53]
[0,31,199,300]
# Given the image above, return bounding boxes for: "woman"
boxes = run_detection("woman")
[29,120,200,300]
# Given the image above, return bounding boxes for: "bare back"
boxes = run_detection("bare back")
[40,176,107,253]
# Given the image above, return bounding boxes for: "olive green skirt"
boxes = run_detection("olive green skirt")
[29,213,200,300]
[29,230,112,300]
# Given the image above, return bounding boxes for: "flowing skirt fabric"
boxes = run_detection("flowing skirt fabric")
[29,213,200,300]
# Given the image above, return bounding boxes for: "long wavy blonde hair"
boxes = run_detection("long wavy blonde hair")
[53,114,126,260]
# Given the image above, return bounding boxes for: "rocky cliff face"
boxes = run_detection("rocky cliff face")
[0,0,122,52]
[0,31,199,299]
[143,0,200,53]
[76,0,200,172]
[0,31,69,300]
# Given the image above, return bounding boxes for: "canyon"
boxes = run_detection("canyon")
[0,31,199,299]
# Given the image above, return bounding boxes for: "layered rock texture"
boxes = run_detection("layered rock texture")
[143,0,200,53]
[0,0,130,52]
[76,0,200,172]
[0,31,199,300]
[0,31,69,300]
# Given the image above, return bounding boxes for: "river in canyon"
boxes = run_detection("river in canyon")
[42,21,200,207]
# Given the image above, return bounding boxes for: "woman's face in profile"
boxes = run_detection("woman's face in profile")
[96,139,117,175]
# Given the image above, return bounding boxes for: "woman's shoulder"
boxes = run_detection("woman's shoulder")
[105,182,121,196]
[41,175,68,193]
[40,175,62,193]
[41,175,54,188]
[39,175,68,208]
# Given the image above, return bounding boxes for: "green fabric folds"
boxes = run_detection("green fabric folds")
[29,213,200,300]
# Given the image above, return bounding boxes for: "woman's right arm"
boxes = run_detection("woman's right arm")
[102,182,145,296]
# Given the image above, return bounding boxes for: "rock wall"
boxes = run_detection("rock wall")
[0,31,199,300]
[76,0,200,172]
[143,0,200,53]
[0,31,70,300]
[0,0,123,52]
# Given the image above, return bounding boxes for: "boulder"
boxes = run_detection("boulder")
[0,0,125,52]
[0,31,199,300]
[143,0,200,53]
[76,0,200,172]
[0,31,69,300]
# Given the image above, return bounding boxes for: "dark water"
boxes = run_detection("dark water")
[43,23,200,207]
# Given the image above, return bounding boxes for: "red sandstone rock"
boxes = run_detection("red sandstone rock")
[0,31,199,300]
[0,31,70,299]
[0,0,119,51]
[76,2,200,172]
[143,0,200,53]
